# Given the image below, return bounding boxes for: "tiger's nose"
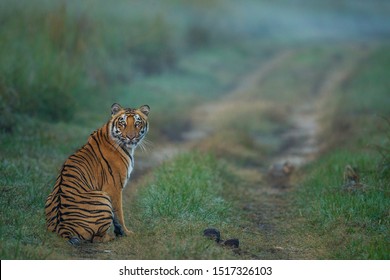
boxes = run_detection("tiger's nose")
[127,132,136,139]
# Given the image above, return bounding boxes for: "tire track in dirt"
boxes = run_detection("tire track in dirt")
[181,51,294,142]
[127,48,368,260]
[239,48,370,259]
[133,51,294,175]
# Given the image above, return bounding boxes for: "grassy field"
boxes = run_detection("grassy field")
[296,47,390,259]
[1,0,389,260]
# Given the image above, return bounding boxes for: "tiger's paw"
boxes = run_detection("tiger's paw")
[123,228,134,236]
[114,224,133,237]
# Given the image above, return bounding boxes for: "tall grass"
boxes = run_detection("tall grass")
[0,2,88,128]
[0,1,176,129]
[0,0,265,133]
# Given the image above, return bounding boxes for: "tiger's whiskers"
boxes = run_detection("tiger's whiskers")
[139,138,152,152]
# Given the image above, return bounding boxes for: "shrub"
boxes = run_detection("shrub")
[126,15,177,74]
[186,24,211,49]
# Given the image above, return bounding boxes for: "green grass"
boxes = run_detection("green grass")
[298,151,389,259]
[0,119,91,259]
[136,153,231,223]
[0,133,258,259]
[122,152,245,259]
[295,46,390,260]
[337,47,390,117]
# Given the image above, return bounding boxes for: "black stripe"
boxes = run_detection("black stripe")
[71,152,96,181]
[91,134,115,183]
[85,141,108,184]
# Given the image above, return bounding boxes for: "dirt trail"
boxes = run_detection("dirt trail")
[129,49,367,259]
[240,49,368,259]
[135,51,294,171]
[181,51,294,142]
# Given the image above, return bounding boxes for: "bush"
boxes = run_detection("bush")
[186,24,211,49]
[126,15,177,74]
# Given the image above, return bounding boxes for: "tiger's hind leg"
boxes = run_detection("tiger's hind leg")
[57,190,115,243]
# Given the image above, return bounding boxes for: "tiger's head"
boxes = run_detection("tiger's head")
[110,103,150,150]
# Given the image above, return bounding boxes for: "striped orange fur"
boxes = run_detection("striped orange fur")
[45,103,150,244]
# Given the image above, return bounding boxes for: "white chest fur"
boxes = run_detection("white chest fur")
[123,148,134,188]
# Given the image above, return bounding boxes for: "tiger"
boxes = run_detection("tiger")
[45,103,150,245]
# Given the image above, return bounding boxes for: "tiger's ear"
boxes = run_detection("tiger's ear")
[111,103,122,116]
[139,105,150,116]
